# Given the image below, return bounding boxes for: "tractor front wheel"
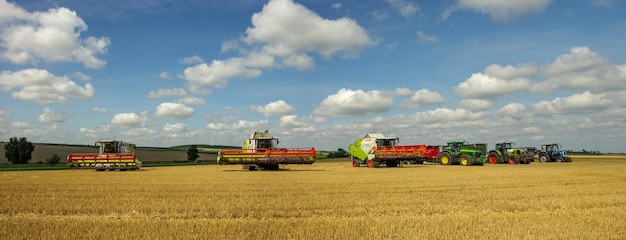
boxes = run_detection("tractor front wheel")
[367,160,373,168]
[556,157,564,163]
[439,152,452,165]
[488,152,499,164]
[508,156,517,164]
[352,160,360,167]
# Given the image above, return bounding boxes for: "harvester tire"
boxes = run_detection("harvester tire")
[556,157,564,163]
[439,152,452,165]
[459,154,472,166]
[367,160,373,168]
[508,156,517,164]
[386,161,398,167]
[352,160,360,168]
[539,154,549,163]
[488,152,499,164]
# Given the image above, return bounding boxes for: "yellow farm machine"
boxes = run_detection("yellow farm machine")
[67,140,141,171]
[217,130,317,170]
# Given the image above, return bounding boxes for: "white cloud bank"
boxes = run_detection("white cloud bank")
[0,0,110,68]
[182,0,374,93]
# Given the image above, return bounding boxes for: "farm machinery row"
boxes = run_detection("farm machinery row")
[347,133,572,168]
[63,131,570,172]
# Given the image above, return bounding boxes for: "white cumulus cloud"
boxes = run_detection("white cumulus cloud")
[37,107,65,122]
[0,68,95,104]
[252,100,295,116]
[155,102,194,119]
[111,112,148,127]
[443,0,551,22]
[455,64,535,99]
[148,88,187,98]
[533,47,626,93]
[182,0,374,93]
[313,88,393,117]
[0,1,110,68]
[402,89,446,109]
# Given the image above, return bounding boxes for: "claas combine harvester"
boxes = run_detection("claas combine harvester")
[217,130,317,170]
[67,140,141,171]
[348,134,440,168]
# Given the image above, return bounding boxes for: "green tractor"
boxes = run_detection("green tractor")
[437,141,487,166]
[487,142,536,164]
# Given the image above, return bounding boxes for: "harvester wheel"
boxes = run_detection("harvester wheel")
[539,154,549,163]
[556,157,564,163]
[352,160,360,168]
[508,156,517,164]
[488,152,499,164]
[386,161,398,167]
[459,154,472,166]
[439,152,452,165]
[367,160,373,168]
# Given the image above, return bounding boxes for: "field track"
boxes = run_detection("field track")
[1,155,625,239]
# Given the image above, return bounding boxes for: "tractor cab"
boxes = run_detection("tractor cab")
[495,142,514,153]
[445,141,466,153]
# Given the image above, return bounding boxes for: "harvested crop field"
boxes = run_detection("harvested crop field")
[1,156,625,239]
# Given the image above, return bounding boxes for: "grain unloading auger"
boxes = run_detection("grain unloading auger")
[348,133,440,168]
[67,140,141,171]
[217,130,316,170]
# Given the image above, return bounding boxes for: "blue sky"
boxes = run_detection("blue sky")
[1,0,625,152]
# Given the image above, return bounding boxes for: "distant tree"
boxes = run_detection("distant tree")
[327,148,349,158]
[187,145,199,162]
[47,153,61,165]
[4,137,35,164]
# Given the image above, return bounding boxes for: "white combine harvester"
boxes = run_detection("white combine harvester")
[67,140,141,171]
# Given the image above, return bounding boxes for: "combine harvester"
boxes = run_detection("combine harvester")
[348,133,440,168]
[217,130,316,170]
[67,140,141,171]
[487,141,536,164]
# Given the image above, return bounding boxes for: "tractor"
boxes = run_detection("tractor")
[348,133,439,168]
[538,143,572,162]
[437,141,487,166]
[487,142,536,164]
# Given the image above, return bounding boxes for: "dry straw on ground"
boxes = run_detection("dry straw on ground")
[1,156,625,239]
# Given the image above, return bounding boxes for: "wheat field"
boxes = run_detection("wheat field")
[1,156,625,239]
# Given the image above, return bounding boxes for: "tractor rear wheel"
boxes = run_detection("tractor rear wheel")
[488,152,499,164]
[508,156,517,164]
[439,152,452,165]
[539,154,549,162]
[460,154,472,166]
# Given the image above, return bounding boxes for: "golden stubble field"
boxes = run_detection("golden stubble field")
[1,156,625,239]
